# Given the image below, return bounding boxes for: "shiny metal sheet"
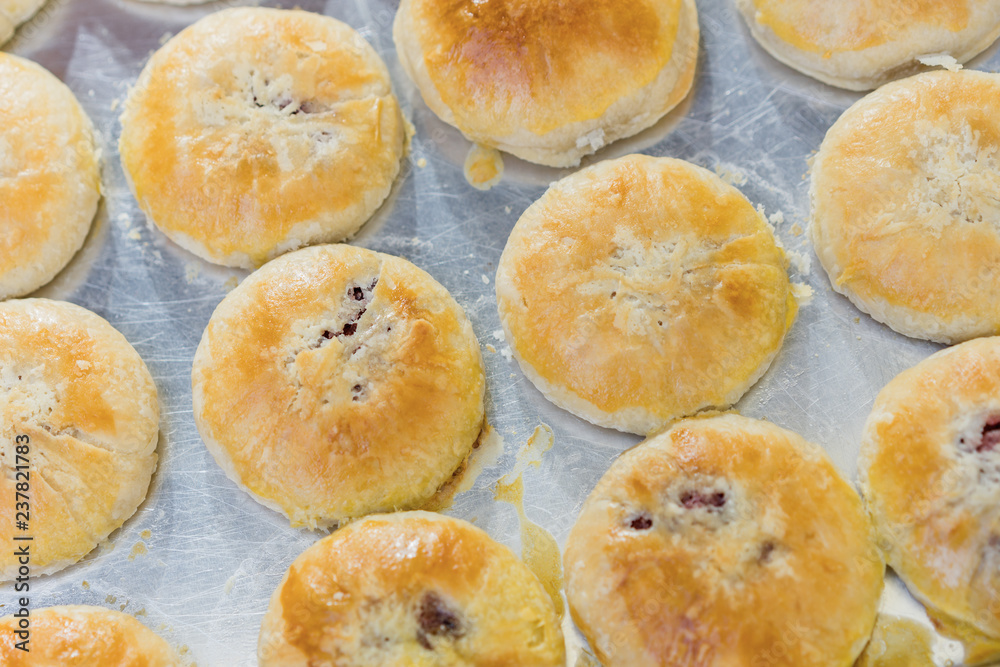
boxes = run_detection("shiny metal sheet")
[5,0,1000,663]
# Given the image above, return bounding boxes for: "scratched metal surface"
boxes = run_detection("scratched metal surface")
[4,0,1000,663]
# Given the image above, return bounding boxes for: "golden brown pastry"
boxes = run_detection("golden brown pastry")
[735,0,1000,90]
[192,245,485,529]
[0,605,182,666]
[860,337,1000,646]
[0,0,46,45]
[0,52,100,300]
[0,299,159,580]
[258,511,564,666]
[393,0,698,168]
[119,7,407,268]
[564,413,884,667]
[495,154,797,435]
[811,70,1000,343]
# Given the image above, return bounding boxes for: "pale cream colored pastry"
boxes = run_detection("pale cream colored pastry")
[0,0,46,45]
[393,0,698,168]
[0,299,159,580]
[0,605,182,666]
[565,413,884,667]
[859,337,1000,647]
[258,511,564,666]
[0,52,100,300]
[192,245,485,529]
[811,70,1000,343]
[119,7,407,268]
[495,154,797,435]
[735,0,1000,90]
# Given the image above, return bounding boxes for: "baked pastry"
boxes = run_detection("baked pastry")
[734,0,1000,90]
[859,336,1000,645]
[0,52,100,300]
[495,154,796,435]
[811,70,1000,343]
[564,413,884,666]
[0,299,159,580]
[393,0,699,168]
[0,0,46,45]
[0,605,181,665]
[119,7,407,268]
[192,244,485,528]
[258,511,564,666]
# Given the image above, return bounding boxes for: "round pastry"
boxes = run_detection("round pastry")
[119,7,407,268]
[393,0,699,168]
[0,52,100,300]
[811,70,1000,343]
[859,336,1000,640]
[192,245,485,528]
[258,511,564,666]
[0,0,46,45]
[0,299,159,580]
[564,413,884,667]
[495,154,797,435]
[0,605,181,665]
[735,0,1000,90]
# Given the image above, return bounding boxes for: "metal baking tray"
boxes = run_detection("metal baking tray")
[5,0,1000,663]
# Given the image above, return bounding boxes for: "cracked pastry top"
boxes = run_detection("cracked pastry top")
[393,0,698,168]
[119,7,407,268]
[735,0,1000,90]
[495,154,797,435]
[811,70,1000,343]
[0,605,182,666]
[0,0,46,46]
[258,511,564,667]
[564,413,884,667]
[191,245,485,528]
[0,53,100,300]
[859,337,1000,647]
[0,299,159,581]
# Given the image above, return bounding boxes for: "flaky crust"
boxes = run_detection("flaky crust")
[859,337,1000,639]
[565,414,884,667]
[0,605,181,665]
[119,8,406,268]
[811,70,1000,343]
[0,0,46,45]
[0,53,100,299]
[735,0,1000,90]
[0,299,159,580]
[393,0,698,167]
[258,512,564,667]
[192,245,485,528]
[496,155,796,435]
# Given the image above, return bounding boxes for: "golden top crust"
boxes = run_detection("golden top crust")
[859,337,1000,637]
[811,70,1000,343]
[735,0,1000,90]
[565,414,884,667]
[258,511,564,667]
[0,299,159,580]
[496,155,796,435]
[394,0,698,167]
[119,8,406,268]
[0,605,181,666]
[192,245,485,528]
[0,53,100,299]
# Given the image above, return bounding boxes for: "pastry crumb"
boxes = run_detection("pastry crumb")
[714,162,748,186]
[917,54,962,72]
[791,283,814,304]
